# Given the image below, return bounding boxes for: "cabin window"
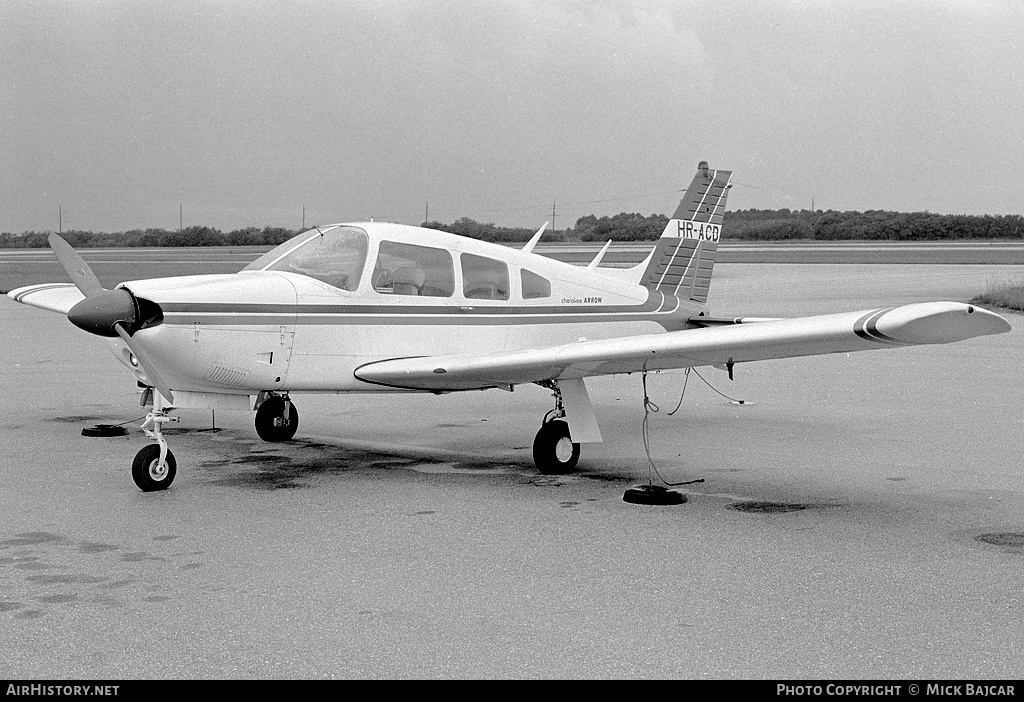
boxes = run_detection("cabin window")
[372,241,454,297]
[461,253,509,300]
[521,269,551,299]
[258,226,368,291]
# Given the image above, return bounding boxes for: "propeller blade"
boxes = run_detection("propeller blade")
[115,325,175,404]
[48,233,104,296]
[49,233,173,403]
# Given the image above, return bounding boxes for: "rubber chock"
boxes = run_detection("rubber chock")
[82,424,128,437]
[622,484,687,506]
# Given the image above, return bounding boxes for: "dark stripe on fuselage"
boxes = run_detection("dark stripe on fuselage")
[157,290,695,329]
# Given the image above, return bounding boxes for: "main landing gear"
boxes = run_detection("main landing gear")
[533,382,580,475]
[254,393,299,442]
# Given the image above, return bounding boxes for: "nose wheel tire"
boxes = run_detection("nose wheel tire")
[533,419,580,475]
[255,396,299,442]
[132,444,176,491]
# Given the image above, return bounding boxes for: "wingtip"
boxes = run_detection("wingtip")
[875,301,1011,344]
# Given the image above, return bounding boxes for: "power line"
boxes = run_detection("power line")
[381,187,688,225]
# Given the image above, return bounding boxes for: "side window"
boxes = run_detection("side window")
[521,269,551,299]
[372,241,454,297]
[461,253,510,300]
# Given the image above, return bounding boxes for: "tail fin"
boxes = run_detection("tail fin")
[639,161,732,304]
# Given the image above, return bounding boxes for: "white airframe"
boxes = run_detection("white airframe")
[8,162,1011,491]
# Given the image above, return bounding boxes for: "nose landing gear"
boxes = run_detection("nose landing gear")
[133,403,179,491]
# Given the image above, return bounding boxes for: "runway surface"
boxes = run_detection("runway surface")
[1,262,1022,679]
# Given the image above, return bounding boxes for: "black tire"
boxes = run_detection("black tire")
[132,444,176,492]
[254,396,299,442]
[533,419,580,475]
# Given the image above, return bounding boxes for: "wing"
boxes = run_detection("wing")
[7,283,85,315]
[354,301,1010,391]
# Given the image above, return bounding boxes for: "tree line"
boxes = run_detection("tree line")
[2,209,1022,247]
[0,226,297,249]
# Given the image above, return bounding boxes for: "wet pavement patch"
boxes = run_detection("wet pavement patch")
[48,415,105,424]
[14,610,45,620]
[121,551,165,563]
[26,574,108,585]
[975,532,1024,548]
[0,532,65,547]
[77,541,118,553]
[209,469,305,490]
[0,529,208,619]
[575,471,633,484]
[230,453,292,466]
[728,501,812,513]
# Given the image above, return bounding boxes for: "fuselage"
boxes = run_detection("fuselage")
[110,222,703,395]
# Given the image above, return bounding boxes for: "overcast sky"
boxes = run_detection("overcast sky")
[3,0,1022,233]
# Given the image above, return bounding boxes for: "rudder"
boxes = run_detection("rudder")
[640,161,732,304]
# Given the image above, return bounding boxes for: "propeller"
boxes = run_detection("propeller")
[49,233,175,404]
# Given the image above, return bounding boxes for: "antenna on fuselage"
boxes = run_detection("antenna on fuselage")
[586,240,613,272]
[522,221,549,254]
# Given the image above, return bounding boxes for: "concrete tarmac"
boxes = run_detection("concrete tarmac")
[1,263,1022,679]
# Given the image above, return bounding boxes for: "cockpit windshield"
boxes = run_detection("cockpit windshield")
[243,226,369,292]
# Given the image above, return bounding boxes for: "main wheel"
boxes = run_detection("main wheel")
[255,396,299,442]
[132,444,176,492]
[533,419,580,475]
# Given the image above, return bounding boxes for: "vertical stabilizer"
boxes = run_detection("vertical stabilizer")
[639,162,732,304]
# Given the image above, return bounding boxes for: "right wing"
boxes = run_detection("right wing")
[354,301,1011,391]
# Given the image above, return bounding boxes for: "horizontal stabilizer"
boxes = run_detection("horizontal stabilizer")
[353,302,1010,392]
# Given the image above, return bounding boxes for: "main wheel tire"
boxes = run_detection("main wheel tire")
[533,419,580,475]
[132,444,176,492]
[254,396,299,442]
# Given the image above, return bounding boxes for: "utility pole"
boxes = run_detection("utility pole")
[425,201,428,223]
[302,205,306,229]
[179,204,183,232]
[551,200,556,233]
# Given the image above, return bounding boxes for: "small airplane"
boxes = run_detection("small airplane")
[8,162,1011,492]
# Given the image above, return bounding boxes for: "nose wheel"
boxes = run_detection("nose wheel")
[132,444,177,492]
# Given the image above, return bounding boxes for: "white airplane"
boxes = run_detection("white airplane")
[8,162,1011,492]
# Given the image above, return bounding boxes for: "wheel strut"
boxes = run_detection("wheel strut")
[133,399,179,491]
[532,380,579,474]
[538,380,566,426]
[141,409,178,471]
